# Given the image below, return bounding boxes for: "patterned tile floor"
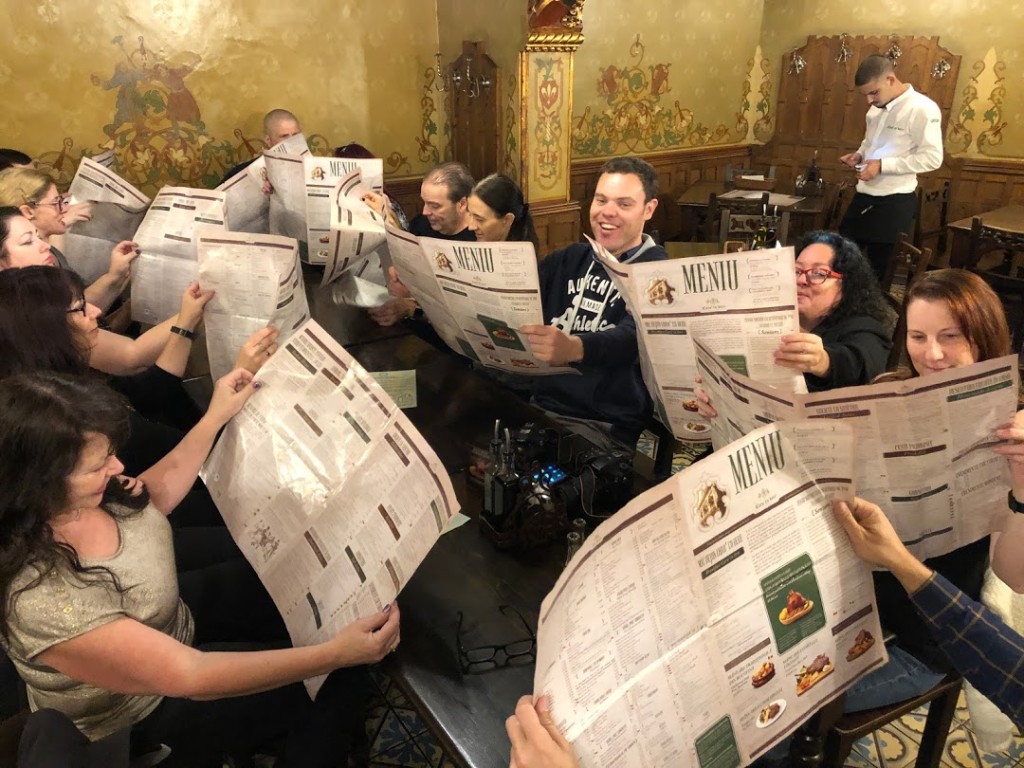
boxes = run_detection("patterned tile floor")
[844,690,1024,768]
[350,666,455,768]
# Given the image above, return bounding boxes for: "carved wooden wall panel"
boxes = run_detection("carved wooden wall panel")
[449,42,501,183]
[757,35,960,193]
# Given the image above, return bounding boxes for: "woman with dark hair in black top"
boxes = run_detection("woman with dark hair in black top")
[467,173,540,252]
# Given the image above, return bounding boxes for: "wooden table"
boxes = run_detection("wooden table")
[674,180,826,243]
[947,205,1024,268]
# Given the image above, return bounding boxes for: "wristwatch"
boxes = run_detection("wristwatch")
[1008,490,1024,514]
[170,325,196,341]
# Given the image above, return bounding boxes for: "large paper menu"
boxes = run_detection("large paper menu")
[534,420,885,767]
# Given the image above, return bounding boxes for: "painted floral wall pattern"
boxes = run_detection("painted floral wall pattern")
[571,37,741,156]
[533,56,566,190]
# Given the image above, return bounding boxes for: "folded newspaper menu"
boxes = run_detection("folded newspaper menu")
[64,157,150,284]
[130,186,227,324]
[695,338,1020,562]
[534,420,886,767]
[201,320,459,692]
[588,237,806,444]
[196,230,310,380]
[385,227,578,375]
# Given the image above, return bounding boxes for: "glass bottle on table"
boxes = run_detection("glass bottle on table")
[564,531,582,566]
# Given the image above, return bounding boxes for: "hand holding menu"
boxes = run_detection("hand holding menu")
[589,238,806,442]
[201,320,459,692]
[385,227,577,375]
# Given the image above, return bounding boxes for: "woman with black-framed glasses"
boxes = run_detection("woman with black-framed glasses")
[0,168,136,312]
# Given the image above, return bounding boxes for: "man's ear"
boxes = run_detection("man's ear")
[643,197,659,221]
[456,196,469,213]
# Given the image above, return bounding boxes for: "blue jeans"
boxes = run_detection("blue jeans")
[752,646,944,766]
[843,645,944,713]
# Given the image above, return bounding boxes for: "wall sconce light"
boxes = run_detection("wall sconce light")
[788,51,806,75]
[433,51,492,98]
[886,36,902,66]
[836,34,852,64]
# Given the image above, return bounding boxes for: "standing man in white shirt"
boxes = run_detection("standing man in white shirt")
[838,54,943,280]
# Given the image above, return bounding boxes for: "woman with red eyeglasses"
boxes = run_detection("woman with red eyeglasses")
[774,229,893,390]
[0,167,136,313]
[697,231,892,418]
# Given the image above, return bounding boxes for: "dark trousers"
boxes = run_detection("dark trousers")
[839,190,918,282]
[132,529,371,767]
[17,709,130,768]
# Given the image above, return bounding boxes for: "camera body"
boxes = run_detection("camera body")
[480,422,634,548]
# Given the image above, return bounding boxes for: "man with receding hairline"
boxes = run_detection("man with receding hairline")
[221,108,304,183]
[838,54,942,280]
[262,109,302,149]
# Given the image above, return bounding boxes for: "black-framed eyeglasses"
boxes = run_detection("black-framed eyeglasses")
[33,195,68,212]
[455,605,536,674]
[795,266,843,285]
[66,300,87,317]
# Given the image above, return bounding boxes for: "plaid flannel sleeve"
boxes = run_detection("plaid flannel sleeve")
[910,572,1024,730]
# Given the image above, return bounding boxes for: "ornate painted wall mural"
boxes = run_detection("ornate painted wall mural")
[571,37,741,156]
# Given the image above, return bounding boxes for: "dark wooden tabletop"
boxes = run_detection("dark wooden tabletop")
[947,204,1024,234]
[675,180,826,215]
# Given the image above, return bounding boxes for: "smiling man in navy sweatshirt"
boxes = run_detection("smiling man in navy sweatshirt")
[521,156,666,451]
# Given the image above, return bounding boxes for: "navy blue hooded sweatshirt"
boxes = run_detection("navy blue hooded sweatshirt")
[533,235,666,446]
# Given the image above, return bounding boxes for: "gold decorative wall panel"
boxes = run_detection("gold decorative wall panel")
[571,0,764,158]
[524,51,572,202]
[6,0,446,194]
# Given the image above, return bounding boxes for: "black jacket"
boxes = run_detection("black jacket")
[532,237,666,446]
[805,314,892,391]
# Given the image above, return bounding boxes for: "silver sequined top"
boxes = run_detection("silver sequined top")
[2,504,194,740]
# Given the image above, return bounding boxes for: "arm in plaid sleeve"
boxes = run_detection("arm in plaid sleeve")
[910,572,1024,729]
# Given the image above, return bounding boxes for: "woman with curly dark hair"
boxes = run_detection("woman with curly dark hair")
[773,229,893,391]
[696,231,892,419]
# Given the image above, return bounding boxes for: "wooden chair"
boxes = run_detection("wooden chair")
[718,192,769,247]
[719,205,790,248]
[822,180,853,231]
[822,673,962,767]
[881,232,933,296]
[914,181,950,256]
[725,163,776,184]
[880,234,932,369]
[970,269,1024,361]
[664,240,746,259]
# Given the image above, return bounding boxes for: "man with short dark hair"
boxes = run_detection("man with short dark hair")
[521,156,666,451]
[838,54,942,279]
